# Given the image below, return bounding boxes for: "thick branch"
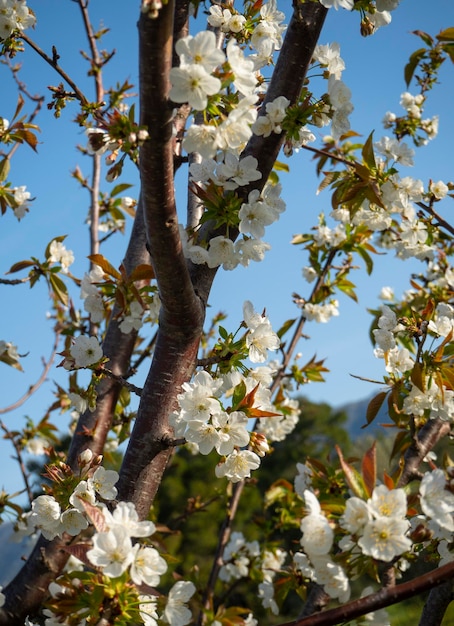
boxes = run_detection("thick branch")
[277,561,454,626]
[0,202,150,626]
[138,5,200,322]
[241,2,328,192]
[397,417,451,488]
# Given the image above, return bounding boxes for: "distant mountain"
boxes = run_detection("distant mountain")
[340,392,391,439]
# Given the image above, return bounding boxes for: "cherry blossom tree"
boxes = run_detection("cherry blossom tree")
[0,1,454,625]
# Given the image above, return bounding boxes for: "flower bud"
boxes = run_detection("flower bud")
[250,432,270,457]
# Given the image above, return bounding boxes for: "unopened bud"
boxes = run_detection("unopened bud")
[250,432,270,457]
[360,17,375,37]
[78,448,93,467]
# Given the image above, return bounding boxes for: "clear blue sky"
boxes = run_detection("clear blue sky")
[1,0,453,501]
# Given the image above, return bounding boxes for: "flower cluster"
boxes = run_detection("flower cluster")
[0,0,36,41]
[182,182,285,271]
[296,490,350,603]
[383,91,439,146]
[169,302,293,481]
[27,456,118,540]
[47,239,74,274]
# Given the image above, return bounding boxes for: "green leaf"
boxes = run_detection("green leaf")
[404,48,426,87]
[412,30,434,46]
[110,183,133,197]
[0,157,10,182]
[356,245,374,275]
[6,259,35,274]
[49,272,68,306]
[273,160,290,173]
[336,445,367,499]
[361,132,376,170]
[277,318,296,339]
[436,27,454,42]
[232,379,247,408]
[11,95,25,122]
[337,278,357,302]
[442,42,454,64]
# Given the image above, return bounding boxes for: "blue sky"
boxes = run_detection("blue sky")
[1,0,453,502]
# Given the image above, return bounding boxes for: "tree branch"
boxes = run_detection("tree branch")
[277,561,454,626]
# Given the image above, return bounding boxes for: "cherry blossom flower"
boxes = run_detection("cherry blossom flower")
[340,497,372,534]
[319,0,354,9]
[163,581,196,626]
[103,501,156,537]
[358,517,411,561]
[368,485,407,520]
[88,466,119,500]
[419,469,454,531]
[216,154,262,190]
[215,449,261,482]
[87,526,134,577]
[175,31,225,73]
[60,508,89,536]
[183,123,218,158]
[69,480,96,512]
[294,463,313,498]
[130,544,168,586]
[69,336,103,368]
[0,0,36,39]
[30,495,62,540]
[207,236,239,270]
[239,195,275,239]
[227,40,257,96]
[119,300,144,334]
[313,42,345,78]
[258,580,279,615]
[311,555,350,603]
[178,370,222,422]
[139,595,159,626]
[430,180,449,200]
[300,510,334,557]
[213,411,250,455]
[48,239,74,273]
[302,301,339,324]
[169,64,221,111]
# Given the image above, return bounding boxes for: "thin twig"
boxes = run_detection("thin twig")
[416,201,454,237]
[0,333,60,415]
[0,420,34,506]
[99,368,143,397]
[19,33,88,105]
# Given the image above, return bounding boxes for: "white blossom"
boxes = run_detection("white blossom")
[358,517,411,561]
[420,469,454,531]
[130,544,168,586]
[169,64,221,110]
[87,526,134,577]
[69,336,103,368]
[88,466,119,500]
[48,240,74,273]
[215,449,261,482]
[163,581,196,626]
